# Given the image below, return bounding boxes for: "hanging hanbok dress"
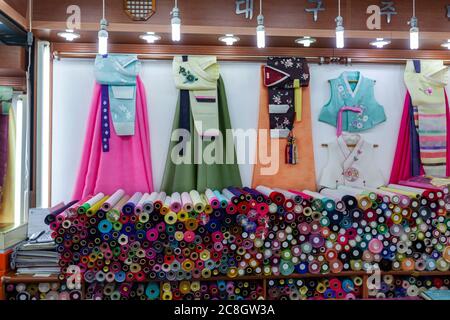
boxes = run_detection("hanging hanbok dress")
[72,54,154,200]
[161,56,242,193]
[390,60,450,182]
[252,64,317,191]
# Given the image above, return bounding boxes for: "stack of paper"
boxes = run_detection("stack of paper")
[10,240,60,275]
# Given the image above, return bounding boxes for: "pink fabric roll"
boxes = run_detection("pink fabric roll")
[72,77,154,200]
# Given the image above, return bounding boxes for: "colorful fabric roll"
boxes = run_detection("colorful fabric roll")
[51,184,450,300]
[369,275,450,299]
[162,281,264,300]
[267,277,362,300]
[5,282,82,301]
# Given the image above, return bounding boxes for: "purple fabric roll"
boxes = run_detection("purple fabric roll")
[0,114,8,204]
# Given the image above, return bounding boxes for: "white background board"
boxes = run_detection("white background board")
[52,58,414,205]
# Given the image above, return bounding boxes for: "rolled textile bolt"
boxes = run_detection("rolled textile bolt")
[68,195,92,217]
[170,192,182,213]
[78,192,105,214]
[135,193,150,215]
[144,192,158,213]
[273,188,303,204]
[181,192,193,212]
[255,185,285,205]
[388,184,424,197]
[189,190,204,213]
[201,193,213,214]
[161,196,171,215]
[102,189,125,211]
[205,189,220,209]
[213,190,228,208]
[87,196,110,217]
[222,188,237,204]
[108,195,130,221]
[154,192,166,211]
[122,192,143,215]
[45,200,79,225]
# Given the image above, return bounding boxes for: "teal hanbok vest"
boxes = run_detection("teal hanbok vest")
[319,71,386,132]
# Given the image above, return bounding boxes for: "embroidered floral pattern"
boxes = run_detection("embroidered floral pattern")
[343,167,360,182]
[179,66,198,84]
[420,87,433,95]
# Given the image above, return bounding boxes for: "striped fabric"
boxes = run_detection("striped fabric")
[417,102,447,176]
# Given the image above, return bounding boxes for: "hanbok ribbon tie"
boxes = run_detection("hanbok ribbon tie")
[337,106,363,137]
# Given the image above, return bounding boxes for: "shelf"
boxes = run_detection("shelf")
[1,272,60,284]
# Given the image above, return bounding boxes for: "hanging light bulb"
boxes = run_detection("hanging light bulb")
[409,0,419,50]
[335,0,344,49]
[98,0,108,55]
[256,0,265,48]
[171,0,181,42]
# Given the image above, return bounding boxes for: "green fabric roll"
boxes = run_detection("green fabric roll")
[162,76,242,193]
[77,203,91,214]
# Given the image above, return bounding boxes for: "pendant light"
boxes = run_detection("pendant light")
[409,0,419,50]
[98,0,108,55]
[171,0,181,42]
[335,0,344,49]
[256,0,265,48]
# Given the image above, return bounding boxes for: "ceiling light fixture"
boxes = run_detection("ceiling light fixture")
[335,0,344,49]
[139,32,161,43]
[57,29,80,41]
[256,0,265,48]
[369,38,391,48]
[441,39,450,49]
[98,0,109,55]
[219,34,240,46]
[171,0,181,42]
[295,36,316,47]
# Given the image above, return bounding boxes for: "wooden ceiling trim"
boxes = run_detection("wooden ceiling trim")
[33,21,450,42]
[51,42,450,63]
[0,76,26,92]
[0,0,28,30]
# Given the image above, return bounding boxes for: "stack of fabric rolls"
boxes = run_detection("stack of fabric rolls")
[161,281,264,300]
[5,282,82,301]
[267,277,363,300]
[47,181,450,300]
[85,282,160,300]
[368,275,450,299]
[50,187,270,283]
